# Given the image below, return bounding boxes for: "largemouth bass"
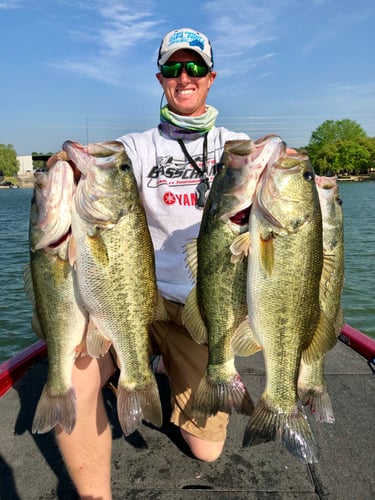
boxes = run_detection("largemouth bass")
[298,175,344,422]
[25,161,88,434]
[64,140,163,436]
[243,152,325,463]
[183,136,284,419]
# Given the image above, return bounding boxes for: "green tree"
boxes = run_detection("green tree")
[0,144,18,176]
[306,119,371,175]
[358,136,375,171]
[309,141,340,175]
[332,141,371,175]
[309,119,367,147]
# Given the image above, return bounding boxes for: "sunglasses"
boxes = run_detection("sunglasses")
[160,61,209,78]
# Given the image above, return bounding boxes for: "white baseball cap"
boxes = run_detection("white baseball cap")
[158,28,214,69]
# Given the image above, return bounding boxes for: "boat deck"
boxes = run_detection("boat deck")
[1,341,374,500]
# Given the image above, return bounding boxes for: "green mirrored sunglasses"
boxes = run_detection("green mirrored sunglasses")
[160,61,209,78]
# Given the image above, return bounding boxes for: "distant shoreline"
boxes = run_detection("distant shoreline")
[1,174,375,189]
[338,174,375,182]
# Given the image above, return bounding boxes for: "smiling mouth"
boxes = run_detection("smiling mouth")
[176,89,195,95]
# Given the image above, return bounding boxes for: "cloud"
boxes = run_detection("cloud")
[46,0,289,84]
[0,0,21,9]
[67,0,161,56]
[200,0,293,80]
[49,58,121,85]
[204,0,280,60]
[46,0,163,83]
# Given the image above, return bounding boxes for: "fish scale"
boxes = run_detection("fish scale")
[243,152,323,463]
[27,160,88,435]
[298,175,344,423]
[183,136,285,419]
[64,140,163,436]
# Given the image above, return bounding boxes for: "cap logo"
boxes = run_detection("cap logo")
[168,30,205,51]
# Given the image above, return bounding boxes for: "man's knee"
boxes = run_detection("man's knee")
[180,429,225,462]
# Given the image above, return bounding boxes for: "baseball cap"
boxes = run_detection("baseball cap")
[158,28,214,69]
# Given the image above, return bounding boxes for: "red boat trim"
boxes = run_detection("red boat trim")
[339,323,375,369]
[0,340,47,397]
[0,323,374,398]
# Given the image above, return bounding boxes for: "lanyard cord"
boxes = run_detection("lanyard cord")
[177,133,209,208]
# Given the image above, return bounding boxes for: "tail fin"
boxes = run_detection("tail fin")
[299,386,335,424]
[32,385,76,434]
[116,380,162,436]
[192,371,254,418]
[243,397,319,464]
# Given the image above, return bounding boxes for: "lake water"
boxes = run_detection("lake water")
[0,182,374,364]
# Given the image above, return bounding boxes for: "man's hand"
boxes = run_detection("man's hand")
[46,151,69,168]
[46,151,81,182]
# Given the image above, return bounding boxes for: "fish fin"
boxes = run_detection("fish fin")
[24,268,41,337]
[23,264,35,305]
[68,234,78,267]
[73,338,88,358]
[230,232,251,264]
[192,371,254,418]
[86,320,111,358]
[32,385,76,435]
[87,228,109,266]
[116,381,163,436]
[24,266,46,339]
[242,397,319,464]
[231,318,262,356]
[334,307,344,335]
[31,313,45,340]
[182,287,208,344]
[183,238,198,283]
[298,358,335,423]
[153,292,170,321]
[302,310,337,364]
[299,386,335,424]
[259,235,274,274]
[320,252,344,301]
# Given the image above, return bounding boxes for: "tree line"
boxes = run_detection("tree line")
[1,119,374,178]
[303,119,375,176]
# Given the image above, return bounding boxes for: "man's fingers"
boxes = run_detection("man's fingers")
[46,151,69,168]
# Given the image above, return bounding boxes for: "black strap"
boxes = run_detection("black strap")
[177,133,209,208]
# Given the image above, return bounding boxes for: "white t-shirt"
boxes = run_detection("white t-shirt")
[117,126,249,303]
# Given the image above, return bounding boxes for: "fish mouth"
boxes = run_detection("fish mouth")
[31,160,76,252]
[315,174,337,190]
[62,140,125,176]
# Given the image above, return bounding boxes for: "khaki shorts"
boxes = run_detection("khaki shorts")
[149,299,229,442]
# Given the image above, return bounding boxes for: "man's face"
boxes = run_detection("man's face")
[156,49,216,116]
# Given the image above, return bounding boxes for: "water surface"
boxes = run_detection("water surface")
[0,181,374,364]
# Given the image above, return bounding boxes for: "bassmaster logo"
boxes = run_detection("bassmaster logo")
[146,155,216,188]
[146,154,217,206]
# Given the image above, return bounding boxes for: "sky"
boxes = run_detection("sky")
[1,0,374,155]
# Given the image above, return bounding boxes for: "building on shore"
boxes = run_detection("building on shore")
[17,155,33,175]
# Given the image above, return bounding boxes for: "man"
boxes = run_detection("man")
[54,28,251,499]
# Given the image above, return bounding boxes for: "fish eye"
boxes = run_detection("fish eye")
[303,170,314,182]
[120,163,131,172]
[336,197,343,206]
